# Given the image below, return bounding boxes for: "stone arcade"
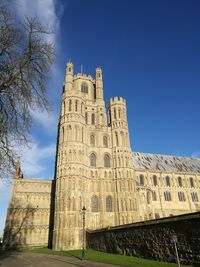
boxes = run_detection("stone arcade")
[4,62,200,250]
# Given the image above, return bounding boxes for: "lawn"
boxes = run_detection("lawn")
[21,247,192,267]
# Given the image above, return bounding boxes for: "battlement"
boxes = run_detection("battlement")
[73,74,95,83]
[109,96,126,105]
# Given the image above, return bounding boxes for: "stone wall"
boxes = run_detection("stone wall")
[87,212,200,265]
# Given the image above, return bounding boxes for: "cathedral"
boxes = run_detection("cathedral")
[4,62,200,250]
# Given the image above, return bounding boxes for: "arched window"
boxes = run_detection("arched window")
[90,153,96,167]
[152,191,157,201]
[81,82,88,93]
[190,177,194,188]
[139,174,144,186]
[153,175,157,186]
[75,100,78,111]
[104,154,110,168]
[103,136,108,148]
[91,195,98,212]
[69,99,72,111]
[164,191,172,201]
[106,196,113,212]
[178,176,182,187]
[114,108,116,119]
[118,108,121,119]
[178,191,186,202]
[191,192,199,202]
[85,112,88,124]
[90,135,95,146]
[166,176,171,187]
[91,113,95,125]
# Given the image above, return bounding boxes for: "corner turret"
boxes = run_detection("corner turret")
[65,61,74,91]
[95,67,103,100]
[14,159,23,179]
[108,96,131,149]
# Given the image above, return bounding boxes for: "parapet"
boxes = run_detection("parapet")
[109,96,126,106]
[73,74,95,83]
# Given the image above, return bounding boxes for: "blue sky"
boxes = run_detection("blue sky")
[0,0,200,236]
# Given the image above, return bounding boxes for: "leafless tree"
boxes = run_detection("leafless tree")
[0,2,55,181]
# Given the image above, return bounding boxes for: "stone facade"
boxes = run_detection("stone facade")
[3,161,55,249]
[3,62,200,250]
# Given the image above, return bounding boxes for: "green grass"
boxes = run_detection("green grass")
[21,247,192,267]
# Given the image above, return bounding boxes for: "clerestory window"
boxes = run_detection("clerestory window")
[166,176,171,187]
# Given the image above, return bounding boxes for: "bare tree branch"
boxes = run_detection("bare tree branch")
[0,3,55,180]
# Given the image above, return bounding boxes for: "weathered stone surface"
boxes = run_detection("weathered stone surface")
[87,212,200,265]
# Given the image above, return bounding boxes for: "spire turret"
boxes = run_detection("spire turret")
[65,61,74,91]
[14,159,23,179]
[95,67,103,100]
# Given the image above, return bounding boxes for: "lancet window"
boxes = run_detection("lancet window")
[91,195,98,212]
[90,153,96,167]
[103,136,108,148]
[104,154,110,168]
[106,196,113,212]
[81,83,88,93]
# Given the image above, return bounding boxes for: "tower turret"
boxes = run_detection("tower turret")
[14,159,23,179]
[65,61,73,92]
[95,67,103,100]
[108,97,130,148]
[109,97,132,170]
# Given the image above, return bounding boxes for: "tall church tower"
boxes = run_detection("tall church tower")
[53,62,108,250]
[53,62,137,250]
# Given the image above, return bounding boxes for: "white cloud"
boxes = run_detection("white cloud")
[16,0,63,44]
[31,109,58,134]
[17,141,56,177]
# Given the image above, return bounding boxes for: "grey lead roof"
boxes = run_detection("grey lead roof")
[133,152,200,173]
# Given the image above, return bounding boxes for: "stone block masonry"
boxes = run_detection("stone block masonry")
[87,212,200,265]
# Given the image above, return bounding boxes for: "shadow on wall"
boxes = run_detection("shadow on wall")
[48,181,55,249]
[3,200,36,250]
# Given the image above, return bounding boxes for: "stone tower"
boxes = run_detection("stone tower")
[53,61,138,250]
[53,62,109,250]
